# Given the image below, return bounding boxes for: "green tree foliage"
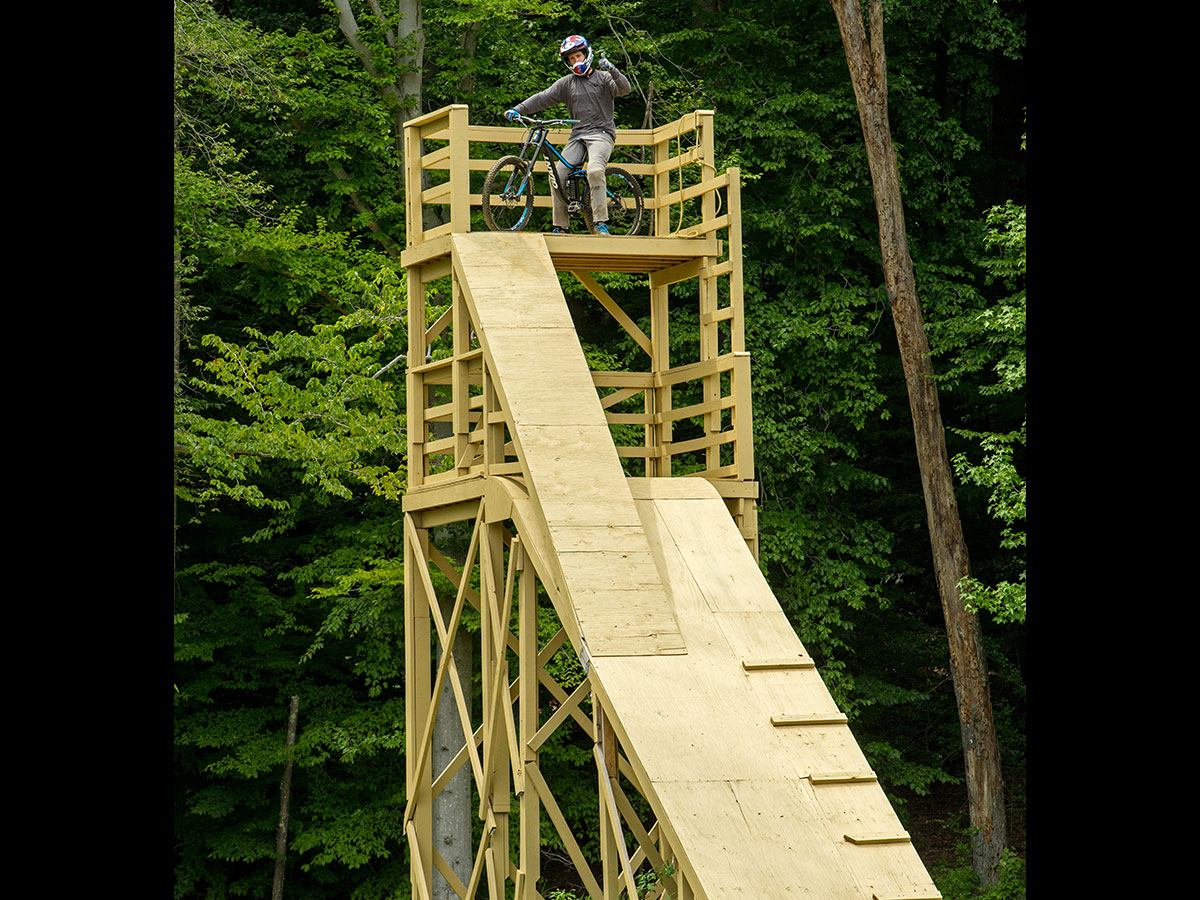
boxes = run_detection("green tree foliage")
[938,198,1026,625]
[175,1,1025,896]
[174,275,411,898]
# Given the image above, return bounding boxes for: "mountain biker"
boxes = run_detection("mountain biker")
[504,35,630,235]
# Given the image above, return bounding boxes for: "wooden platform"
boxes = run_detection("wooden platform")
[403,231,721,274]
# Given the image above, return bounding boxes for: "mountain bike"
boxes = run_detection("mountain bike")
[482,115,644,236]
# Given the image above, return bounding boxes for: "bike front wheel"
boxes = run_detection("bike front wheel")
[580,167,644,236]
[482,156,535,232]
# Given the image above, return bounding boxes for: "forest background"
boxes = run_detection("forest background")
[173,1,1026,898]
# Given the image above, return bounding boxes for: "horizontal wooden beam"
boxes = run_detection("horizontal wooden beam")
[403,104,467,130]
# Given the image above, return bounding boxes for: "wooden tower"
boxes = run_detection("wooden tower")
[401,105,939,900]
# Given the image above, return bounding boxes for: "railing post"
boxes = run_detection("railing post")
[517,546,540,897]
[698,110,716,228]
[699,259,720,472]
[404,118,425,247]
[651,283,671,477]
[448,105,470,233]
[652,126,671,238]
[728,167,745,353]
[733,351,754,482]
[452,277,470,477]
[407,266,427,488]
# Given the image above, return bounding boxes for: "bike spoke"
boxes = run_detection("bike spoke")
[482,157,535,232]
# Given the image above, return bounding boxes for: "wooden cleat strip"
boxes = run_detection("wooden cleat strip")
[844,831,911,845]
[742,657,815,670]
[809,771,877,784]
[770,713,848,726]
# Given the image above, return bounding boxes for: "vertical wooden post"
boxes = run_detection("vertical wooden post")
[642,382,654,477]
[484,363,505,472]
[480,517,510,897]
[404,117,424,246]
[650,284,671,477]
[698,111,716,227]
[653,126,671,238]
[517,547,540,898]
[407,266,427,489]
[404,516,433,892]
[596,703,618,900]
[448,106,471,234]
[728,167,745,353]
[733,352,754,483]
[452,278,470,476]
[699,265,719,472]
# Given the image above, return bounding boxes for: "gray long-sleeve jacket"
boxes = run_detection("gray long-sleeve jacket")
[513,67,631,141]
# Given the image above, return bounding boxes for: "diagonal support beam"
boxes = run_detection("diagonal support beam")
[403,512,485,828]
[526,763,603,900]
[595,744,641,899]
[571,270,653,358]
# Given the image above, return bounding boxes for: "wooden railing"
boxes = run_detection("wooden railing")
[410,318,755,488]
[594,353,753,480]
[402,104,740,244]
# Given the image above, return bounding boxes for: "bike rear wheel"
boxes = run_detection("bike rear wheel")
[482,156,535,232]
[580,167,644,236]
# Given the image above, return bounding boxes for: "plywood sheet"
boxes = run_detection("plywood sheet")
[648,495,778,613]
[633,500,710,616]
[449,232,574,329]
[473,328,598,425]
[651,779,864,898]
[593,653,785,783]
[545,525,653,553]
[711,609,813,660]
[627,477,727,500]
[815,783,940,900]
[584,492,941,898]
[451,233,682,657]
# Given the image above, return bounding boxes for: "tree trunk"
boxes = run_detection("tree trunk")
[432,593,473,900]
[394,0,424,127]
[827,0,1007,883]
[272,695,301,900]
[458,21,481,97]
[332,0,434,235]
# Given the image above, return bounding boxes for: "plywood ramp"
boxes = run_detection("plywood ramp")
[595,478,941,898]
[449,233,939,898]
[451,232,684,657]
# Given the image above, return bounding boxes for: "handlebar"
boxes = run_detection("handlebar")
[506,114,580,127]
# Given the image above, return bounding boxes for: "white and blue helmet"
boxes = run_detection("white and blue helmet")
[560,35,593,76]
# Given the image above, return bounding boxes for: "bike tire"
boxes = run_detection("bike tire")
[580,167,644,236]
[482,156,535,232]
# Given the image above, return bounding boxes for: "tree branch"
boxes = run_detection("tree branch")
[366,0,397,50]
[371,352,406,379]
[332,0,380,78]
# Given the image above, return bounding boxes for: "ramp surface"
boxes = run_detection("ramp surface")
[453,231,683,657]
[450,232,940,899]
